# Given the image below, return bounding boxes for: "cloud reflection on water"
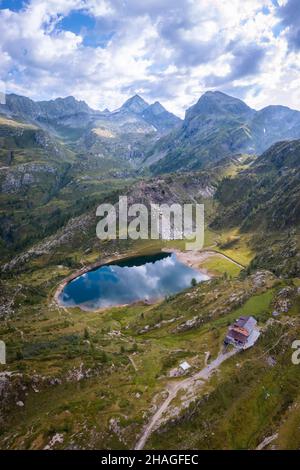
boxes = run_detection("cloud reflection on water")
[60,253,208,310]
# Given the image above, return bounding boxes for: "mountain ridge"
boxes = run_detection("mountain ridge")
[0,92,181,131]
[146,91,300,174]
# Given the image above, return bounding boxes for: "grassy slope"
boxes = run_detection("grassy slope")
[148,305,300,450]
[201,255,241,277]
[1,234,299,450]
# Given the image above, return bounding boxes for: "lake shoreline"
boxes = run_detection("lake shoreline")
[162,248,217,275]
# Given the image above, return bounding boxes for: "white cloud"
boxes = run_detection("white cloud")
[0,0,299,116]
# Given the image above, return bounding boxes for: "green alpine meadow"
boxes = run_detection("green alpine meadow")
[0,0,300,455]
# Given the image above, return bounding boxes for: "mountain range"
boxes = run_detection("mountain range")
[0,93,182,169]
[145,91,300,174]
[2,90,300,175]
[0,92,181,137]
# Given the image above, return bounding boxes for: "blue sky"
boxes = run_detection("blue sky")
[0,0,299,116]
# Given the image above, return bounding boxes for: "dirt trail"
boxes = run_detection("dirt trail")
[129,356,138,372]
[256,433,278,450]
[135,348,238,450]
[208,250,245,268]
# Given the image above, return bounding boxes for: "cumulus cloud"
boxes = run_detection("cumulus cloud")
[0,0,299,116]
[205,42,266,87]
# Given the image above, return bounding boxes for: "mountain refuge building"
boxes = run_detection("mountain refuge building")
[224,316,260,350]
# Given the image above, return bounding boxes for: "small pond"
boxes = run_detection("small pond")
[58,252,209,310]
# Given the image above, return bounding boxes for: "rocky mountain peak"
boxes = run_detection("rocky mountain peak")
[120,94,150,114]
[186,90,254,122]
[146,101,166,115]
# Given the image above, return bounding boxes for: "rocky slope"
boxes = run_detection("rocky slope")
[211,139,300,277]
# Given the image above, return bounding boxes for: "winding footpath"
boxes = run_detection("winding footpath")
[135,348,238,450]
